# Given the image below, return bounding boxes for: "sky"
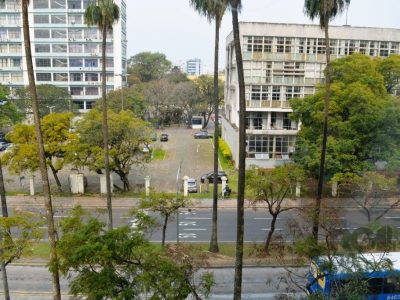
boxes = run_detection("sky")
[126,0,400,72]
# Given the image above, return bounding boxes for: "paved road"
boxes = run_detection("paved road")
[1,265,307,299]
[1,126,215,193]
[9,205,400,243]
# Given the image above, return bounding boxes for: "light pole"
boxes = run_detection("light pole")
[176,160,183,244]
[47,105,55,114]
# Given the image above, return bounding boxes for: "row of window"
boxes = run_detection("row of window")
[36,58,113,68]
[34,28,101,39]
[36,72,114,82]
[246,135,296,158]
[0,58,21,68]
[0,29,21,40]
[245,112,298,131]
[246,85,306,101]
[0,72,23,82]
[0,0,20,9]
[70,86,100,96]
[33,14,83,25]
[0,15,21,26]
[33,0,91,10]
[34,43,113,54]
[244,36,400,57]
[0,44,22,53]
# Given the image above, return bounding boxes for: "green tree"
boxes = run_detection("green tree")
[14,84,73,117]
[3,113,78,192]
[246,164,305,253]
[193,75,224,129]
[76,109,152,191]
[57,207,213,299]
[304,0,351,241]
[0,84,21,300]
[85,0,120,230]
[291,54,399,178]
[128,52,172,84]
[377,54,400,93]
[226,0,245,298]
[20,0,61,297]
[139,192,191,248]
[170,80,200,127]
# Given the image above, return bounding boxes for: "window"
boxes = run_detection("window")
[85,87,99,95]
[73,100,84,110]
[251,85,261,101]
[53,73,68,81]
[264,38,272,53]
[272,86,281,100]
[52,44,67,53]
[8,15,21,25]
[70,73,83,81]
[0,16,5,26]
[68,15,82,24]
[275,136,296,156]
[11,72,22,82]
[36,58,51,67]
[69,58,83,67]
[85,73,98,82]
[36,73,52,81]
[316,39,326,54]
[277,37,285,53]
[283,113,292,129]
[34,29,50,39]
[0,45,7,53]
[9,44,21,53]
[51,15,66,24]
[53,58,67,67]
[68,29,82,39]
[52,29,67,39]
[359,41,368,54]
[69,44,82,53]
[246,135,272,156]
[253,36,263,52]
[68,0,81,9]
[8,29,21,39]
[390,43,399,54]
[34,15,49,24]
[35,44,50,53]
[0,29,6,40]
[33,0,49,9]
[85,59,98,67]
[0,59,8,68]
[85,101,95,109]
[70,86,83,96]
[380,42,389,57]
[85,44,98,54]
[51,0,66,9]
[253,113,263,130]
[307,39,315,54]
[12,58,21,67]
[84,29,97,39]
[0,72,9,81]
[106,44,113,54]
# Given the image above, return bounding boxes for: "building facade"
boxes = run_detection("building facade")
[0,0,127,111]
[223,22,400,168]
[186,58,202,76]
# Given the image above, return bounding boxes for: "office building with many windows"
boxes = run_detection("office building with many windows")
[186,58,202,76]
[0,0,127,111]
[222,22,400,168]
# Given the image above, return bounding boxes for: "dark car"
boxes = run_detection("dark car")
[194,131,212,139]
[200,171,228,183]
[160,133,168,142]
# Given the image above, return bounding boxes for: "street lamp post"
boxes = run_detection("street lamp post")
[176,160,183,244]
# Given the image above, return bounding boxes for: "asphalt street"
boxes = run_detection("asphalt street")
[1,265,308,300]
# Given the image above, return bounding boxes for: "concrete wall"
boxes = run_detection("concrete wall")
[221,115,239,168]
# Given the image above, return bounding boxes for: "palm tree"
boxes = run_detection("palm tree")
[84,0,120,230]
[21,0,61,298]
[227,0,244,298]
[304,0,350,241]
[190,0,228,254]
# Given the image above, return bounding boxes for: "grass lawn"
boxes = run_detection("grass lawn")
[152,147,166,161]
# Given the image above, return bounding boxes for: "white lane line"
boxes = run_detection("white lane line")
[120,216,131,219]
[179,221,197,226]
[197,144,200,153]
[183,228,207,231]
[179,233,197,239]
[385,216,400,219]
[254,217,280,220]
[261,228,282,231]
[185,217,211,220]
[335,227,358,230]
[38,226,48,229]
[54,215,66,218]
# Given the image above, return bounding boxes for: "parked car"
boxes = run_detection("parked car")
[200,171,228,183]
[187,178,198,193]
[194,131,212,139]
[0,142,10,152]
[160,133,168,142]
[142,144,152,153]
[151,133,157,141]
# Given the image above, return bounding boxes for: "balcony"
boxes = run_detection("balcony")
[246,100,293,109]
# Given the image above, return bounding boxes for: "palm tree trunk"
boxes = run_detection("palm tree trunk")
[231,2,246,298]
[209,17,221,254]
[0,160,10,300]
[21,1,61,299]
[312,14,331,241]
[101,23,113,230]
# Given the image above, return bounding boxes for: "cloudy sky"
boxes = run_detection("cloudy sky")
[126,0,400,71]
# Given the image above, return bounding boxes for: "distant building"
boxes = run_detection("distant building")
[186,58,202,76]
[0,0,127,111]
[223,22,400,168]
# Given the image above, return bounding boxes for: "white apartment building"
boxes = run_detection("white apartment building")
[222,22,400,168]
[186,58,202,76]
[0,0,127,111]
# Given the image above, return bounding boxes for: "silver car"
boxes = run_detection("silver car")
[187,178,198,193]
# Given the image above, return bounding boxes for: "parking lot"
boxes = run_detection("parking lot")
[2,126,215,194]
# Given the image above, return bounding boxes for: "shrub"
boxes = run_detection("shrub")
[219,138,232,161]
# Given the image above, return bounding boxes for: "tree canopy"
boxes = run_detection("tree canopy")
[291,54,400,178]
[128,52,172,84]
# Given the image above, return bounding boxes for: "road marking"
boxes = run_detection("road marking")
[54,215,66,218]
[254,217,280,220]
[179,221,197,226]
[261,228,282,231]
[185,217,211,220]
[385,216,400,219]
[197,144,200,153]
[38,226,48,229]
[180,211,196,215]
[179,233,197,239]
[183,228,207,231]
[335,227,358,230]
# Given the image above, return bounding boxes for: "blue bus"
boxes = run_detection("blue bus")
[307,252,400,299]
